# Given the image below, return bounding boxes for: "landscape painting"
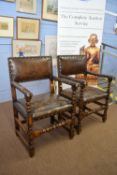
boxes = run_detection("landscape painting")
[42,0,58,21]
[0,16,14,37]
[13,40,41,57]
[17,17,39,40]
[16,0,36,14]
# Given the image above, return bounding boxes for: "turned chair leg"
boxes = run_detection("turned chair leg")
[27,116,35,157]
[102,98,108,122]
[102,108,107,122]
[13,107,19,136]
[76,116,82,134]
[29,146,35,157]
[69,122,75,139]
[28,131,35,157]
[76,105,84,134]
[69,115,75,139]
[50,116,55,124]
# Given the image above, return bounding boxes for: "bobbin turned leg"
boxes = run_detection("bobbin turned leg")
[27,116,35,157]
[13,107,19,136]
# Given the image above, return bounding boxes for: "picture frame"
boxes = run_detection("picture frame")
[42,0,58,22]
[16,0,36,14]
[0,16,14,38]
[5,0,15,2]
[17,17,40,40]
[45,35,57,65]
[45,35,57,57]
[12,40,41,57]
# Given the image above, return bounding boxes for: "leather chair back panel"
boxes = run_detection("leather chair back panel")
[58,55,87,75]
[9,57,52,82]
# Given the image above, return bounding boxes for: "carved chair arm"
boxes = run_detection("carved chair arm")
[11,81,33,100]
[53,76,79,88]
[56,75,86,104]
[86,71,114,82]
[59,74,86,87]
[53,76,78,110]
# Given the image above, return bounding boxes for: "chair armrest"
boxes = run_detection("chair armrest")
[11,81,33,99]
[86,71,114,82]
[53,76,79,88]
[53,76,78,108]
[59,74,86,87]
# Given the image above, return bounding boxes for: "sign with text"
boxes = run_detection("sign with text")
[57,0,106,55]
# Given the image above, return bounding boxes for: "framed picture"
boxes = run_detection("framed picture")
[5,0,16,2]
[16,0,36,14]
[0,16,14,38]
[17,17,40,40]
[45,35,57,65]
[45,35,57,57]
[42,0,58,21]
[12,40,41,57]
[5,0,15,2]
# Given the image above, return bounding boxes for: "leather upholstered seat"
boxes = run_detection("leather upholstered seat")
[61,86,107,103]
[14,93,72,119]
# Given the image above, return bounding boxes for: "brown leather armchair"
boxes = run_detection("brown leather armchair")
[8,56,78,157]
[57,55,113,134]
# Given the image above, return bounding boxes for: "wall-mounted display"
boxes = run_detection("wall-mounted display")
[0,16,14,38]
[12,40,41,57]
[5,0,15,2]
[16,0,36,14]
[45,35,57,57]
[42,0,58,21]
[17,17,40,40]
[45,35,57,66]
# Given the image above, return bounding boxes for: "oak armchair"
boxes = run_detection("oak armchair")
[8,56,78,157]
[57,55,113,134]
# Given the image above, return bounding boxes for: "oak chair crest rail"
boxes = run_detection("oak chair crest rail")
[8,56,78,157]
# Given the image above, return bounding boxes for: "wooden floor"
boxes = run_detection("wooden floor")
[0,101,117,175]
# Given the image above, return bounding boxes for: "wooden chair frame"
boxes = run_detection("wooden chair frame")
[57,55,114,133]
[8,56,78,157]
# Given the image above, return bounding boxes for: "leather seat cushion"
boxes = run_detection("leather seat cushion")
[62,86,107,103]
[14,93,72,118]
